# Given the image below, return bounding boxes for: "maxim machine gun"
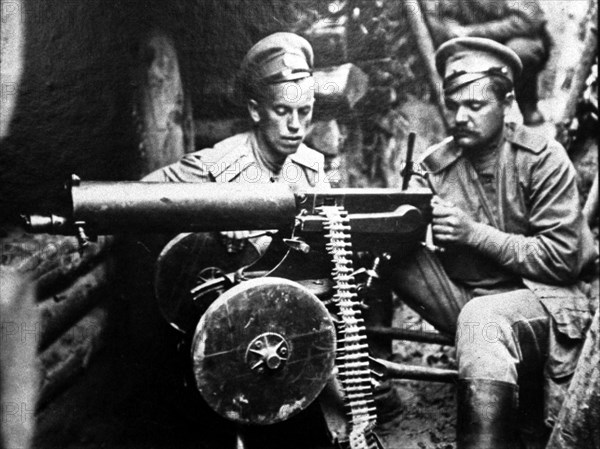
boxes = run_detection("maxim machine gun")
[26,176,457,449]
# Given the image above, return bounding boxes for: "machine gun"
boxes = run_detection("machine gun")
[26,177,456,449]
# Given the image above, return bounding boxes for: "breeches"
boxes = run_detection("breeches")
[391,246,550,385]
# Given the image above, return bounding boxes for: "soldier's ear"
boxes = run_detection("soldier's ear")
[248,99,261,125]
[502,91,515,115]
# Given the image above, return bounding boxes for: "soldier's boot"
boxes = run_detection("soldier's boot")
[363,288,404,428]
[456,378,519,449]
[372,380,404,428]
[517,381,550,449]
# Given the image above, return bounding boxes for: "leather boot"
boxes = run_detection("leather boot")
[456,378,519,449]
[373,380,404,430]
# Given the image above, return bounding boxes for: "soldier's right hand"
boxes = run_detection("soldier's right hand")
[219,231,251,253]
[431,196,475,246]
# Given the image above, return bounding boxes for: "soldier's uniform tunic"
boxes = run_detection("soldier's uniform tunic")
[395,124,597,435]
[144,130,327,189]
[142,32,337,449]
[144,130,327,254]
[394,37,597,446]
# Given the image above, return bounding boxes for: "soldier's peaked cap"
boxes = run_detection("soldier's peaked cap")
[435,37,522,93]
[240,32,314,89]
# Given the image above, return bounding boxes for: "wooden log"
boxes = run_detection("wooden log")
[403,0,449,130]
[1,231,112,298]
[375,358,457,383]
[556,2,598,149]
[135,29,194,177]
[37,260,113,352]
[30,238,110,297]
[0,0,25,139]
[1,229,115,416]
[0,267,38,449]
[36,306,110,410]
[546,309,600,448]
[366,326,454,346]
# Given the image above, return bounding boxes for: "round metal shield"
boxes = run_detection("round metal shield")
[191,277,336,425]
[154,232,260,334]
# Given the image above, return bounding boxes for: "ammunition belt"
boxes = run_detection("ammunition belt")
[319,206,379,449]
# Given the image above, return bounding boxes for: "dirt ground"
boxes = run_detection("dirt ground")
[376,303,457,449]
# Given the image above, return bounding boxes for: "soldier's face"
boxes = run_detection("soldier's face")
[249,77,315,161]
[445,80,512,150]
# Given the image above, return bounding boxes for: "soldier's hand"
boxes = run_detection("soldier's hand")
[431,196,474,245]
[447,22,468,38]
[219,231,251,253]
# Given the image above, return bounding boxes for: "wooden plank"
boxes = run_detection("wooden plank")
[1,230,111,297]
[38,260,113,351]
[135,30,194,177]
[37,306,110,410]
[404,0,449,130]
[556,2,598,149]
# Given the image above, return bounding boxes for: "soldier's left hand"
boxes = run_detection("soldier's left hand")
[219,231,251,253]
[447,23,469,38]
[431,196,474,245]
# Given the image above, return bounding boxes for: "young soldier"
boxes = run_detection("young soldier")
[144,32,328,253]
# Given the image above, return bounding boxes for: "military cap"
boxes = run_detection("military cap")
[435,37,522,93]
[240,32,314,89]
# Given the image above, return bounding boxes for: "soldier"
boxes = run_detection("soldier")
[424,0,551,126]
[144,32,328,253]
[392,37,597,448]
[145,32,326,189]
[142,32,340,449]
[143,33,401,447]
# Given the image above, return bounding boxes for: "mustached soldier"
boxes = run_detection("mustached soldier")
[392,37,597,448]
[424,0,550,125]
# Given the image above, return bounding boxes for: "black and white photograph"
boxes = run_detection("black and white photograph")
[1,1,598,448]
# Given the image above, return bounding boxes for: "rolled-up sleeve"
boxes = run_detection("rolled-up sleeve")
[466,148,585,284]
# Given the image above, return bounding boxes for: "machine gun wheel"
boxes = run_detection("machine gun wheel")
[191,277,337,425]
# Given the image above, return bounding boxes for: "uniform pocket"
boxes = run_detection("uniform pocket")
[523,279,592,340]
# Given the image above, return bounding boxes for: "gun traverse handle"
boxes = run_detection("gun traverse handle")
[24,214,71,234]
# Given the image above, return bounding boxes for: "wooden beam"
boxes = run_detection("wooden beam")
[404,0,449,130]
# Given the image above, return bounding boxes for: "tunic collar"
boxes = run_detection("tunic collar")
[207,130,320,183]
